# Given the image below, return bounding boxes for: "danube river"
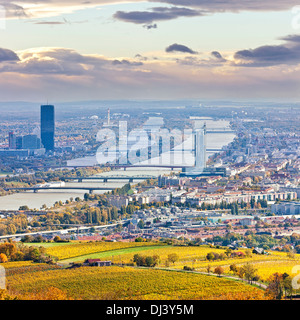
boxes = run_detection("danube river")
[0,119,235,210]
[0,169,172,210]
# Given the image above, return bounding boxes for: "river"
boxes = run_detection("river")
[0,169,172,210]
[0,119,235,210]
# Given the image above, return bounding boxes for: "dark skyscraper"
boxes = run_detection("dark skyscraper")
[8,131,16,149]
[41,105,55,151]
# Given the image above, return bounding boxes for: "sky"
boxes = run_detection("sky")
[0,0,299,102]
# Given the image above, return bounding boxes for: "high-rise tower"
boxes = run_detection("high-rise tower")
[8,131,16,149]
[41,105,55,151]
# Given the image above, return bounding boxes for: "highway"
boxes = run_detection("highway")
[0,220,129,240]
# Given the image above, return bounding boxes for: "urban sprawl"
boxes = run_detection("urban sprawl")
[0,103,300,253]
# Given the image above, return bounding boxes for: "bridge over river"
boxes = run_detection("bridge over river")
[63,174,157,182]
[4,186,114,194]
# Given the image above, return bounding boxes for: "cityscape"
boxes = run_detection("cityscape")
[0,0,299,309]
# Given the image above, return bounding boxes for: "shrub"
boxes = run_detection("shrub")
[183,266,194,271]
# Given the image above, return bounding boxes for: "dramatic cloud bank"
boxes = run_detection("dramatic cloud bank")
[0,32,298,101]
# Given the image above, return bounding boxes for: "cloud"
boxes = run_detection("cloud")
[151,0,296,13]
[233,34,300,67]
[0,44,298,101]
[112,0,296,26]
[31,18,89,25]
[280,34,300,43]
[175,54,227,67]
[0,0,136,19]
[0,47,145,76]
[33,21,66,25]
[112,59,143,66]
[0,0,297,23]
[0,48,19,62]
[211,51,223,59]
[113,6,202,24]
[0,0,296,20]
[166,43,198,54]
[135,54,148,61]
[0,2,28,18]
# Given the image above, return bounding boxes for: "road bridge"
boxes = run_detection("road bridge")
[3,186,114,194]
[63,175,157,182]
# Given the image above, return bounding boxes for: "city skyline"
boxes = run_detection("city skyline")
[0,0,299,102]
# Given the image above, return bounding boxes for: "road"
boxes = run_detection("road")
[0,219,130,240]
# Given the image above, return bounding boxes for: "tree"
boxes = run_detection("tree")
[167,253,179,265]
[133,254,159,267]
[10,251,24,261]
[21,235,34,243]
[206,264,212,274]
[137,219,145,229]
[19,205,30,211]
[33,235,44,243]
[0,243,17,258]
[214,266,224,277]
[230,204,236,215]
[111,206,119,220]
[265,272,293,300]
[295,245,300,254]
[206,252,215,261]
[282,273,293,298]
[135,237,143,242]
[241,262,258,284]
[250,198,255,209]
[6,224,16,235]
[120,205,126,216]
[266,273,284,300]
[230,264,238,273]
[225,248,232,257]
[24,247,42,261]
[145,255,160,267]
[0,253,8,263]
[53,236,61,242]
